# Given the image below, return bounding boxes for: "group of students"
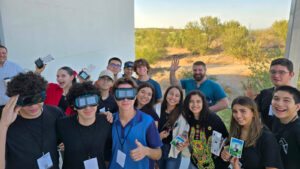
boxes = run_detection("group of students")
[0,50,299,169]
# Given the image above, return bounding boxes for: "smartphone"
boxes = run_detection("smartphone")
[35,58,44,69]
[79,70,90,80]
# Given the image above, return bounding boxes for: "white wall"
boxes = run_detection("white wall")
[0,0,135,82]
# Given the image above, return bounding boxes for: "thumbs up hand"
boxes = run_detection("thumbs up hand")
[130,139,148,161]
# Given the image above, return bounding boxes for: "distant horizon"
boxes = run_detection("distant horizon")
[135,0,292,30]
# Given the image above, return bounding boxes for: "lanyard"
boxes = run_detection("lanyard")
[116,122,133,150]
[23,110,45,155]
[75,115,98,159]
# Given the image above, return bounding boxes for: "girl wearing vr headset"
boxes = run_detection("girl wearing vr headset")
[36,65,77,115]
[56,82,112,169]
[183,90,228,169]
[158,86,189,169]
[135,83,159,127]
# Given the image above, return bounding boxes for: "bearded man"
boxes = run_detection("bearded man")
[169,58,229,113]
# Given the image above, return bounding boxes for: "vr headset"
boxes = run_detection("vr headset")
[114,88,136,101]
[74,94,99,109]
[17,91,46,107]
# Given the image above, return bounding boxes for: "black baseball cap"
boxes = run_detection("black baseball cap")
[124,61,134,68]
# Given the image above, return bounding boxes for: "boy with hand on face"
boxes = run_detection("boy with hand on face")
[271,86,300,169]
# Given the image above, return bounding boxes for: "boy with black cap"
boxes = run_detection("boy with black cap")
[123,61,136,80]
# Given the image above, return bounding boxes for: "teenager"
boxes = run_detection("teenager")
[0,72,64,169]
[96,70,118,114]
[134,82,159,126]
[158,86,189,169]
[184,90,228,169]
[221,96,283,169]
[56,82,112,169]
[107,57,122,81]
[133,59,162,103]
[271,86,300,169]
[109,77,162,169]
[36,65,77,115]
[245,58,296,129]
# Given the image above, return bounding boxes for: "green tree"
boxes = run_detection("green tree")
[221,21,249,58]
[270,20,288,45]
[199,16,221,50]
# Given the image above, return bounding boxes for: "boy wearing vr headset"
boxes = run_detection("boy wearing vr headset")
[56,82,112,169]
[109,77,162,169]
[0,72,64,169]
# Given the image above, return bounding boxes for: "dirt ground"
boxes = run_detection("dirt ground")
[149,47,250,102]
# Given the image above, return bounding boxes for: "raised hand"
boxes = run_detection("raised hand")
[130,139,147,161]
[242,82,260,99]
[35,64,46,75]
[170,57,181,72]
[0,96,21,128]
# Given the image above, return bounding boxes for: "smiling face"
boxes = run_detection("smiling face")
[166,87,181,108]
[188,94,203,119]
[272,91,300,123]
[56,69,74,89]
[136,65,148,76]
[137,87,153,108]
[232,104,254,127]
[269,65,294,87]
[107,60,122,76]
[192,65,206,82]
[115,83,136,111]
[19,102,44,119]
[76,105,97,124]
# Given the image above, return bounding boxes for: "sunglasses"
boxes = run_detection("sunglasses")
[115,88,136,101]
[74,94,99,109]
[17,92,46,107]
[109,63,121,69]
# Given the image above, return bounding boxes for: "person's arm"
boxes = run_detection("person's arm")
[0,96,21,169]
[169,58,182,88]
[130,139,161,161]
[209,97,229,113]
[35,64,46,75]
[242,82,260,99]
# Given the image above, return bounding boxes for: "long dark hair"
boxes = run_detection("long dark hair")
[184,90,210,129]
[159,86,183,130]
[59,66,76,84]
[134,83,156,115]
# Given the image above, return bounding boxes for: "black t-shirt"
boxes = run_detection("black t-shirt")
[255,87,275,130]
[56,114,112,169]
[58,95,68,112]
[140,108,159,122]
[5,105,64,169]
[158,111,174,144]
[272,117,300,169]
[98,94,118,114]
[188,113,229,169]
[240,128,283,169]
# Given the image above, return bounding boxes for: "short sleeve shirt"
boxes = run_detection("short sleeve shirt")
[180,78,226,107]
[5,105,64,169]
[240,128,283,169]
[272,117,300,169]
[109,109,163,169]
[98,94,119,113]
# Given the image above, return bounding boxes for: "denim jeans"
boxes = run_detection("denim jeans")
[158,144,182,169]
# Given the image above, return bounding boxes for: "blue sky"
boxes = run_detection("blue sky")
[135,0,292,29]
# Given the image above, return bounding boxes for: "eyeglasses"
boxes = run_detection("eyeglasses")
[109,63,121,69]
[270,70,290,75]
[115,88,136,101]
[17,92,46,107]
[74,94,99,109]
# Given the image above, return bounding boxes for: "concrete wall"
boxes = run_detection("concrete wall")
[0,0,135,82]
